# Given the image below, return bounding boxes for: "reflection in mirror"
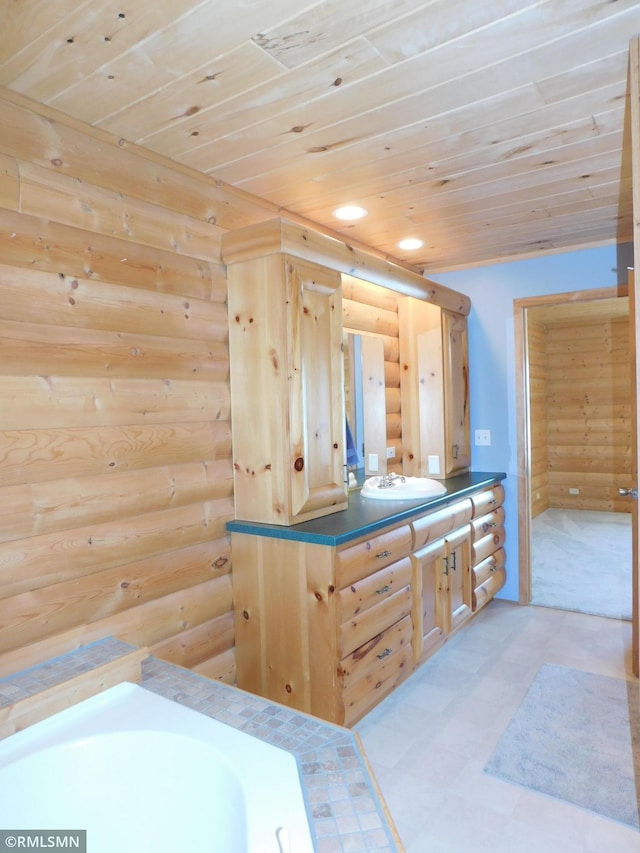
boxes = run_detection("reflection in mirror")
[344,332,363,471]
[344,332,387,477]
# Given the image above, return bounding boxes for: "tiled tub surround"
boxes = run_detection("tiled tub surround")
[0,639,401,853]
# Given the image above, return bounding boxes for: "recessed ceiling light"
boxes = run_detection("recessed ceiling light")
[397,237,425,251]
[332,205,368,221]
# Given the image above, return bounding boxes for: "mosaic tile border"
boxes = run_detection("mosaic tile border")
[0,638,137,706]
[0,638,400,853]
[142,657,399,853]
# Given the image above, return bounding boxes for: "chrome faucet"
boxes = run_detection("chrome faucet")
[377,473,406,488]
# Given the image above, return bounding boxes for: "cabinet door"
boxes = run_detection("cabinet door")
[287,258,347,520]
[412,539,447,662]
[447,525,472,631]
[227,253,346,525]
[442,310,470,474]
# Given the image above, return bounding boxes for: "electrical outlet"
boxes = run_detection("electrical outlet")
[428,455,440,475]
[569,487,580,495]
[475,429,491,446]
[386,447,395,459]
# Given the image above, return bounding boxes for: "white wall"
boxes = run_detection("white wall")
[429,243,633,600]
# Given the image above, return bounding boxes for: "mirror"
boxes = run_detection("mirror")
[344,332,387,476]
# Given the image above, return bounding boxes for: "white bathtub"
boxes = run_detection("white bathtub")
[0,682,314,853]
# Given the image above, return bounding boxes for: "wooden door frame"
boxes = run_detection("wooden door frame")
[514,286,629,606]
[629,36,640,675]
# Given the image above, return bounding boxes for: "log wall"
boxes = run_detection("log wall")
[529,310,631,515]
[0,88,412,679]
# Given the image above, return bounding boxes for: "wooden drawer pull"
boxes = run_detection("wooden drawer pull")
[376,550,392,559]
[377,648,392,660]
[376,584,391,595]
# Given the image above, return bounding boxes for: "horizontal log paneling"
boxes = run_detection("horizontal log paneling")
[193,648,236,684]
[548,446,631,470]
[0,497,234,600]
[342,298,399,338]
[0,91,264,681]
[548,470,631,512]
[150,611,235,670]
[115,576,234,647]
[18,161,225,263]
[0,542,232,654]
[0,209,218,300]
[0,421,231,487]
[341,274,400,312]
[0,153,19,209]
[0,90,438,687]
[0,91,271,231]
[530,307,630,515]
[0,267,228,338]
[0,377,230,430]
[0,321,228,381]
[0,460,233,544]
[0,571,232,681]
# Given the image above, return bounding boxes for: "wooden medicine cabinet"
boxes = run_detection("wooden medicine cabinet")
[222,217,471,525]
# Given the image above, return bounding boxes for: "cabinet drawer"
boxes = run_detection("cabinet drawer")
[472,547,506,588]
[471,507,505,541]
[339,585,412,658]
[339,614,413,691]
[473,565,506,612]
[341,618,414,726]
[470,485,505,517]
[336,524,413,587]
[338,557,412,623]
[412,499,473,550]
[471,527,506,565]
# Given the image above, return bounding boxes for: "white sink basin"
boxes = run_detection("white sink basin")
[361,476,447,501]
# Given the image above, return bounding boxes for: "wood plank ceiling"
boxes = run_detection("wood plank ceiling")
[1,0,637,272]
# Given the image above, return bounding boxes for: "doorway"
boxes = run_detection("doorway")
[515,288,632,618]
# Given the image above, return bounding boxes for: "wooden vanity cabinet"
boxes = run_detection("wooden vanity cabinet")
[230,482,506,727]
[226,253,347,525]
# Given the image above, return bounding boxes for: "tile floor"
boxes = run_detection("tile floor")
[355,600,640,853]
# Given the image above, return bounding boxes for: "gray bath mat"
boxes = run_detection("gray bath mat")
[485,663,640,829]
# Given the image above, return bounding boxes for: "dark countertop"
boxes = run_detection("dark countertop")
[227,470,506,546]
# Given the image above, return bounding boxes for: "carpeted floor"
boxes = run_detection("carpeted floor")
[485,663,640,829]
[531,508,632,621]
